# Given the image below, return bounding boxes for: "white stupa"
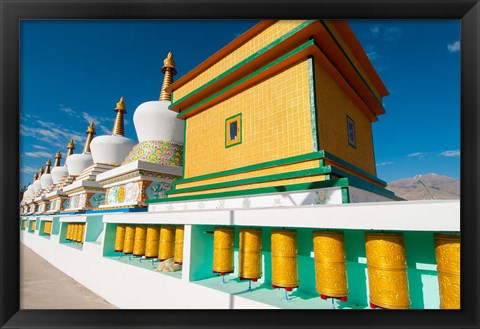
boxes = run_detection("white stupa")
[90,97,135,165]
[123,52,184,165]
[40,159,53,189]
[33,166,44,194]
[25,172,37,198]
[96,52,184,208]
[51,144,70,184]
[66,123,95,176]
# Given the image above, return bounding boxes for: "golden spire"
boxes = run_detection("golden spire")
[83,122,96,153]
[66,138,75,159]
[45,159,52,174]
[112,96,126,136]
[39,166,45,177]
[159,52,177,101]
[54,150,62,167]
[33,173,38,181]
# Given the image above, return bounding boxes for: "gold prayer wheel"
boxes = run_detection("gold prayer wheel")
[114,224,126,252]
[158,226,175,261]
[174,226,184,264]
[271,229,299,289]
[313,231,348,299]
[79,224,85,243]
[133,225,147,256]
[23,221,27,229]
[72,224,78,242]
[213,227,235,274]
[365,232,410,309]
[31,221,36,231]
[123,225,135,254]
[43,222,47,234]
[66,224,70,240]
[434,233,460,309]
[48,221,52,234]
[239,228,262,280]
[145,226,160,258]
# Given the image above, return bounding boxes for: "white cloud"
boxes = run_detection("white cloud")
[20,166,39,174]
[21,121,85,149]
[376,161,393,166]
[447,41,460,53]
[440,149,460,157]
[59,106,80,118]
[32,145,48,150]
[82,112,112,135]
[370,25,380,38]
[24,151,52,158]
[369,25,401,41]
[408,152,424,158]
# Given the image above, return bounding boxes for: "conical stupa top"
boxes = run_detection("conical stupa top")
[33,173,38,181]
[54,150,62,167]
[39,166,44,177]
[45,159,52,174]
[112,97,126,136]
[66,138,75,160]
[159,52,177,101]
[83,122,96,153]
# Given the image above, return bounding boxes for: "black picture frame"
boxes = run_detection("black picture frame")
[1,0,478,328]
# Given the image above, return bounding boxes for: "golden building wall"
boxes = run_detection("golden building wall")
[314,60,377,176]
[173,174,326,198]
[177,159,320,189]
[174,20,306,101]
[183,60,314,179]
[323,22,383,102]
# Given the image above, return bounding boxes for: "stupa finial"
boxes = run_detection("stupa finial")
[66,138,75,162]
[159,52,177,101]
[112,96,126,136]
[33,173,38,181]
[39,166,45,177]
[83,122,96,153]
[45,159,52,174]
[54,150,62,167]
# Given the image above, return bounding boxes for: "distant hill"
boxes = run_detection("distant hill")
[386,173,460,201]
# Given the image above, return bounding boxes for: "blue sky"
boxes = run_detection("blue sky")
[20,20,460,187]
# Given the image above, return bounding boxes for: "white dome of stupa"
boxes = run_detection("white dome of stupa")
[90,97,136,166]
[133,100,184,144]
[66,122,95,176]
[124,52,184,166]
[51,140,74,183]
[40,159,53,189]
[33,167,44,193]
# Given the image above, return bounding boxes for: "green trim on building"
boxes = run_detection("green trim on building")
[323,150,386,186]
[307,55,320,151]
[319,20,385,113]
[147,177,350,204]
[167,166,332,195]
[224,113,242,148]
[177,39,315,119]
[331,167,402,200]
[181,119,187,178]
[174,151,325,185]
[341,187,350,204]
[172,20,315,110]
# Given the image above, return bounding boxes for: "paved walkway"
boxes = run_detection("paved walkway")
[20,244,117,309]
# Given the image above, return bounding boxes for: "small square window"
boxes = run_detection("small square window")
[225,113,242,148]
[346,115,356,148]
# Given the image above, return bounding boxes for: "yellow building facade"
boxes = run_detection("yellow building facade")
[161,20,392,201]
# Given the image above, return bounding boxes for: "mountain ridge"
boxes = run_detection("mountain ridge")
[386,173,460,200]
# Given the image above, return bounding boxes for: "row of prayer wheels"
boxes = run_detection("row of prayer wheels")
[212,227,460,309]
[43,221,52,235]
[114,224,184,264]
[66,223,86,243]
